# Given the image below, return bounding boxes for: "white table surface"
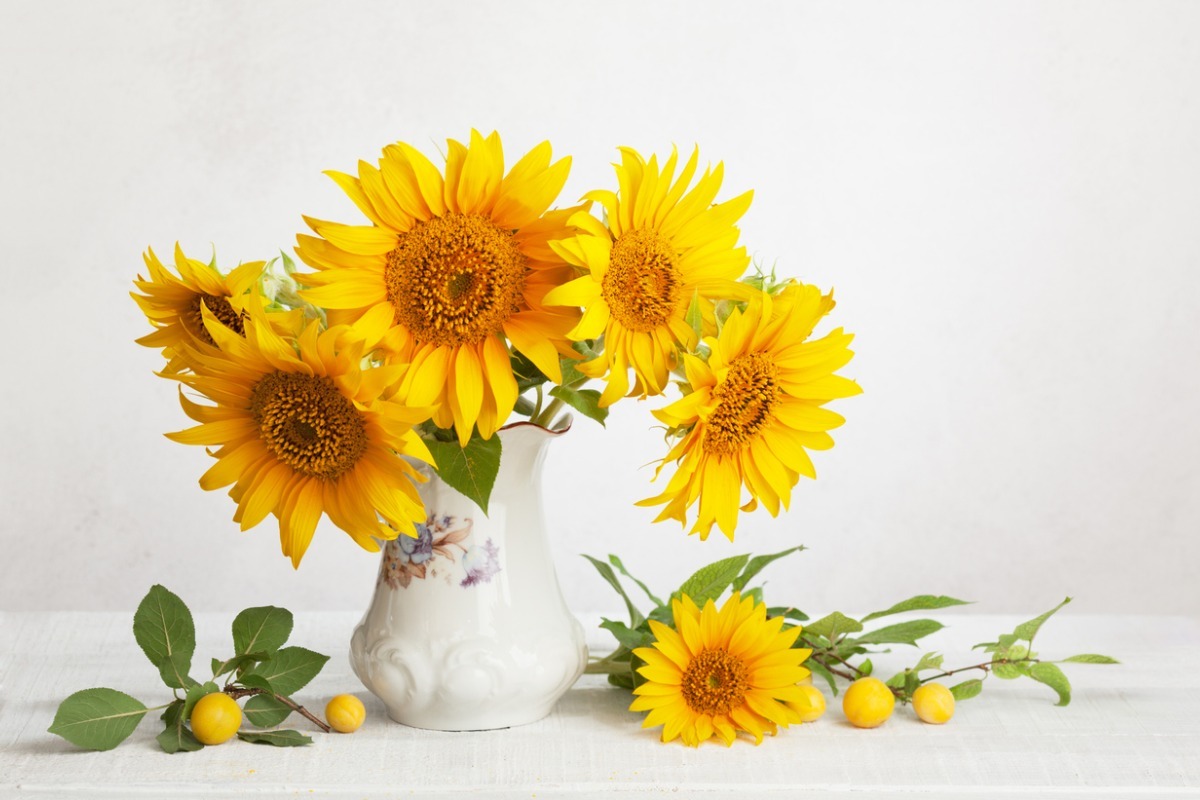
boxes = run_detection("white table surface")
[2,611,1198,799]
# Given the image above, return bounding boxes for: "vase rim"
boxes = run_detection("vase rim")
[499,419,572,437]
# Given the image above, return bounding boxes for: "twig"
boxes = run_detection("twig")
[224,686,331,734]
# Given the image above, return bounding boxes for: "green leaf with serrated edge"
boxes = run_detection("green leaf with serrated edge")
[183,682,219,721]
[861,595,971,623]
[237,673,275,693]
[426,434,502,514]
[212,653,266,679]
[132,585,196,675]
[600,619,653,651]
[608,555,663,607]
[803,612,863,643]
[912,652,944,673]
[859,658,873,677]
[853,619,943,647]
[731,546,805,593]
[1013,598,1072,643]
[1029,662,1072,706]
[992,661,1027,680]
[548,385,608,426]
[559,356,589,387]
[684,290,703,342]
[157,700,203,754]
[767,606,810,623]
[243,695,292,728]
[807,659,838,695]
[157,651,197,690]
[48,688,149,751]
[1061,654,1120,664]
[236,730,312,747]
[950,679,983,701]
[232,606,294,657]
[885,672,906,689]
[242,647,328,697]
[583,554,644,626]
[676,554,750,608]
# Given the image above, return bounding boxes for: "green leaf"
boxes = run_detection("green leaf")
[904,671,921,698]
[807,660,838,695]
[583,554,644,626]
[1013,597,1072,643]
[949,679,983,701]
[861,595,972,623]
[684,290,703,342]
[242,647,329,697]
[157,700,203,754]
[232,606,293,657]
[853,619,943,647]
[859,658,873,677]
[1061,654,1120,664]
[885,672,906,689]
[608,555,663,607]
[511,350,546,392]
[132,585,196,678]
[237,673,275,694]
[183,682,219,721]
[48,688,149,751]
[676,554,750,608]
[600,619,653,651]
[1029,662,1072,706]
[243,695,292,728]
[426,434,502,513]
[731,546,805,593]
[157,651,198,690]
[212,653,265,679]
[549,385,608,427]
[236,730,312,747]
[607,671,635,691]
[559,356,589,387]
[803,612,863,643]
[767,606,810,623]
[992,661,1028,680]
[912,652,945,673]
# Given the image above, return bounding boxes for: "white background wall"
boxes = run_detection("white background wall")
[2,1,1197,619]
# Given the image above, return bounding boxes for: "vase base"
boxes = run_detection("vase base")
[383,704,554,732]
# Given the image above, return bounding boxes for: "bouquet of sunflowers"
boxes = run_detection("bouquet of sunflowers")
[132,130,860,567]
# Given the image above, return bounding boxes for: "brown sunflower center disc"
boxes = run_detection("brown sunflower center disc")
[602,228,682,332]
[704,352,780,456]
[251,371,368,479]
[681,648,750,716]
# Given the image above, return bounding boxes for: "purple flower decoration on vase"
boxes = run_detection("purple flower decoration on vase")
[461,538,501,587]
[398,523,434,565]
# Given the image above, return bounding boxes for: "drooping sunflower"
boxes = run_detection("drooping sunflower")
[543,146,753,406]
[131,244,264,373]
[295,130,584,445]
[631,593,812,746]
[166,294,433,567]
[638,284,860,541]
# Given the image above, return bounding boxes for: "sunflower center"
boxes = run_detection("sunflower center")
[601,229,682,332]
[185,294,245,347]
[681,648,749,716]
[703,352,780,456]
[250,371,368,480]
[384,213,527,347]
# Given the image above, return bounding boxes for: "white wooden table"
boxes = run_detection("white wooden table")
[2,612,1198,799]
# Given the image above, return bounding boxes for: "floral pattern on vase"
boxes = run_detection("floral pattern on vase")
[379,514,502,589]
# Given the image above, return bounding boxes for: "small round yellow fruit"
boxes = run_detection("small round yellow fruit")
[912,682,955,724]
[842,677,895,729]
[788,684,827,722]
[190,692,242,745]
[325,694,366,733]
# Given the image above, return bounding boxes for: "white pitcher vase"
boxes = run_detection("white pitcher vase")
[349,422,587,730]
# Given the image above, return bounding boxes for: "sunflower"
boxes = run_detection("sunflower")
[638,284,860,540]
[131,244,264,374]
[295,130,584,446]
[165,294,433,567]
[543,146,753,406]
[631,592,812,746]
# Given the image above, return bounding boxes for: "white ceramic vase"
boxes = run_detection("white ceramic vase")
[349,422,588,731]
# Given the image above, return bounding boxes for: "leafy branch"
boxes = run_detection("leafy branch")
[585,550,1117,708]
[49,586,331,752]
